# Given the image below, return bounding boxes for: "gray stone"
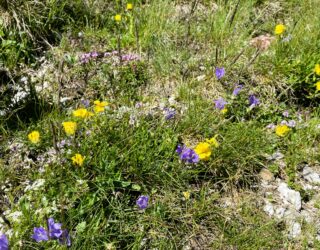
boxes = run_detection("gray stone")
[263,201,274,217]
[275,207,286,219]
[266,151,284,161]
[302,166,320,184]
[288,222,301,239]
[300,210,313,223]
[277,182,301,211]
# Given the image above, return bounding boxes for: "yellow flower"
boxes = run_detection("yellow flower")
[94,100,109,113]
[275,125,290,137]
[28,131,40,144]
[220,108,228,114]
[73,108,93,119]
[314,64,320,75]
[62,121,77,136]
[274,24,286,35]
[115,14,122,22]
[315,81,320,91]
[72,154,85,166]
[127,3,133,10]
[194,142,212,160]
[206,136,219,148]
[183,191,190,200]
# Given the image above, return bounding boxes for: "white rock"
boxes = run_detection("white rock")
[277,182,301,211]
[60,97,73,103]
[13,88,28,104]
[266,151,284,161]
[300,210,313,223]
[288,222,301,239]
[263,201,274,216]
[196,75,206,81]
[283,208,299,221]
[275,207,286,219]
[302,166,320,184]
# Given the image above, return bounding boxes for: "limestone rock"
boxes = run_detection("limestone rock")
[302,166,320,184]
[277,182,301,211]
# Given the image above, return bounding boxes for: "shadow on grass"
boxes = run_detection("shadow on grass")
[1,96,53,131]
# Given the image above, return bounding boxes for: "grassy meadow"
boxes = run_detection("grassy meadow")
[1,0,320,249]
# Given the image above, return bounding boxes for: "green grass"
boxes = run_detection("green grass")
[1,0,320,249]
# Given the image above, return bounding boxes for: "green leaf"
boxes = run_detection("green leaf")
[132,184,141,191]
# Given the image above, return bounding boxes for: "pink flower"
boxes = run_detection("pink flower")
[250,34,275,51]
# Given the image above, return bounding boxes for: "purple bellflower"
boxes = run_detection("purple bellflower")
[232,85,243,96]
[32,227,49,242]
[32,218,71,247]
[58,230,71,247]
[136,195,149,209]
[48,218,63,239]
[180,148,199,163]
[215,67,225,80]
[81,99,90,108]
[0,234,9,250]
[176,144,184,155]
[214,97,228,110]
[249,95,260,108]
[176,144,199,164]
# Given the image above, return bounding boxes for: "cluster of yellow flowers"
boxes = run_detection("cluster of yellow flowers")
[115,3,133,22]
[274,25,319,92]
[27,100,108,167]
[194,136,220,161]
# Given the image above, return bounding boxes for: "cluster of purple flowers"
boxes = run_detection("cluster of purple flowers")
[121,54,140,62]
[213,67,260,112]
[281,120,296,128]
[32,218,71,246]
[176,144,199,164]
[80,50,140,64]
[213,94,260,112]
[0,234,8,250]
[80,51,100,63]
[280,110,296,127]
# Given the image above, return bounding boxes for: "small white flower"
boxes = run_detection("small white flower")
[5,229,13,237]
[24,179,45,192]
[6,211,22,223]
